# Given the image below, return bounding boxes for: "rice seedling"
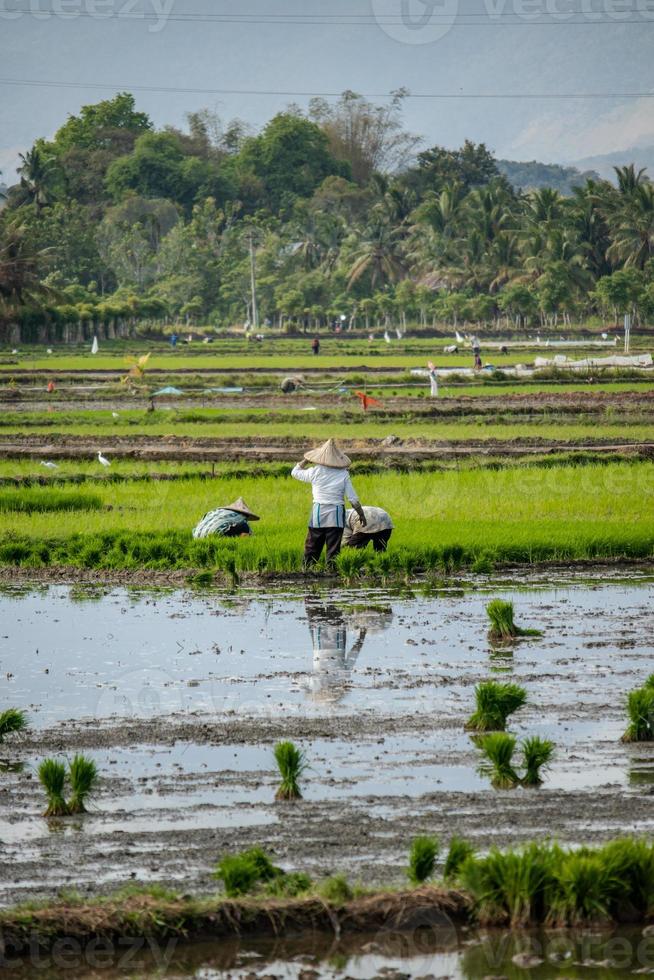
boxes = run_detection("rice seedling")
[477,732,520,789]
[441,544,465,573]
[0,708,28,743]
[212,854,261,898]
[465,681,528,732]
[444,836,475,882]
[407,836,440,885]
[334,549,368,584]
[621,686,654,742]
[601,837,654,917]
[273,741,308,801]
[319,874,354,903]
[548,851,621,926]
[38,759,70,817]
[471,553,494,574]
[68,754,99,814]
[521,736,555,787]
[459,842,560,926]
[486,599,542,641]
[265,871,313,898]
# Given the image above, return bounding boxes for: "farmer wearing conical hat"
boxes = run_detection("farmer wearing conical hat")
[291,438,366,567]
[192,498,260,539]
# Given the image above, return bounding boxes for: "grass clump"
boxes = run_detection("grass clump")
[38,759,70,817]
[37,755,99,817]
[213,847,314,899]
[477,733,555,789]
[273,741,307,801]
[465,680,527,732]
[444,836,475,882]
[319,874,354,903]
[213,854,263,898]
[622,682,654,742]
[408,836,440,886]
[265,871,313,898]
[0,708,28,743]
[486,599,542,641]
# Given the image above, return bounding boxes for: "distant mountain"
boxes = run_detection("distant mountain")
[497,159,600,195]
[569,146,654,183]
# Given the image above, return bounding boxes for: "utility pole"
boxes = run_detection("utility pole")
[248,233,259,331]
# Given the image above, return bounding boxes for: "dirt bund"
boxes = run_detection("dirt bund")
[2,436,654,464]
[0,887,470,960]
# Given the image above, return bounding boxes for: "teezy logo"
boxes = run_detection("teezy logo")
[372,0,460,44]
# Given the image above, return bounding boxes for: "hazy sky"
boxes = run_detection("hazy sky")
[1,0,653,181]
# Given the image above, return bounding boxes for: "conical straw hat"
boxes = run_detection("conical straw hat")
[304,438,351,469]
[225,497,260,520]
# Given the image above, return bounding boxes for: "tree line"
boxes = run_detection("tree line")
[1,90,653,341]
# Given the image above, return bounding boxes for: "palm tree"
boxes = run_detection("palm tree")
[0,220,52,308]
[17,146,57,213]
[348,213,405,289]
[607,182,654,269]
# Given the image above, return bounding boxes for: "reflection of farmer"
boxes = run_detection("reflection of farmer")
[291,439,366,568]
[305,600,367,703]
[342,506,394,553]
[192,498,259,538]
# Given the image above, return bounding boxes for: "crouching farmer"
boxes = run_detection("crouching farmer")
[192,498,259,539]
[343,506,394,552]
[291,438,366,568]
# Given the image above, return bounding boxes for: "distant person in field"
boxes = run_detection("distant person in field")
[471,335,482,370]
[342,506,394,553]
[291,438,366,568]
[170,333,178,349]
[192,498,259,539]
[312,336,320,355]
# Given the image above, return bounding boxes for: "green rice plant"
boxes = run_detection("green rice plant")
[441,544,465,573]
[486,599,542,641]
[621,686,654,742]
[0,708,28,743]
[477,732,520,789]
[443,836,475,882]
[465,680,527,732]
[459,842,560,926]
[334,549,367,584]
[38,759,70,817]
[521,736,555,787]
[370,550,398,584]
[471,553,494,574]
[548,850,622,926]
[0,489,102,514]
[68,754,98,814]
[273,741,307,801]
[319,874,353,903]
[601,838,654,917]
[265,871,312,898]
[407,836,440,885]
[241,846,281,883]
[212,854,261,898]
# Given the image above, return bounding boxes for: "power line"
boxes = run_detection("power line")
[0,78,652,99]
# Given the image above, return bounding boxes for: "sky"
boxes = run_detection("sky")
[1,0,653,182]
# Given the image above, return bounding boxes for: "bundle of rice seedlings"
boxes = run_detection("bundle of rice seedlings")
[0,708,28,743]
[408,836,440,885]
[486,599,542,642]
[459,842,560,926]
[521,736,555,787]
[477,732,520,789]
[621,686,654,742]
[601,837,654,917]
[68,754,99,814]
[38,759,70,817]
[334,549,367,584]
[444,836,475,882]
[265,871,312,898]
[548,851,621,926]
[241,846,281,882]
[273,741,307,801]
[465,680,528,732]
[213,854,261,897]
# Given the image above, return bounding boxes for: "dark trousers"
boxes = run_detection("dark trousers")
[304,526,343,567]
[346,529,392,552]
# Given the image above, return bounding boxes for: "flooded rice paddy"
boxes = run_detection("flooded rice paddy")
[1,570,654,915]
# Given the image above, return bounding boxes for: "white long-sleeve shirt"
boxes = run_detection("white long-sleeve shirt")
[291,463,360,528]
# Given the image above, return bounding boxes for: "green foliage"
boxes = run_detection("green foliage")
[68,755,99,814]
[622,684,654,742]
[444,836,475,882]
[521,736,555,787]
[319,874,354,903]
[0,489,102,514]
[0,708,28,743]
[273,741,308,801]
[477,732,519,788]
[465,681,528,732]
[212,854,261,898]
[408,836,440,885]
[486,599,542,640]
[265,871,312,898]
[38,759,70,817]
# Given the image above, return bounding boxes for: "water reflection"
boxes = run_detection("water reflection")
[304,598,393,704]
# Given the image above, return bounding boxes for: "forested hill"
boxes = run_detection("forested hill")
[497,160,600,195]
[1,90,653,341]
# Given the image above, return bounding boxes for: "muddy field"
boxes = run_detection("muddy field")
[1,569,653,911]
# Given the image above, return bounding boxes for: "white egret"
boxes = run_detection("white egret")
[97,452,111,467]
[40,461,59,469]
